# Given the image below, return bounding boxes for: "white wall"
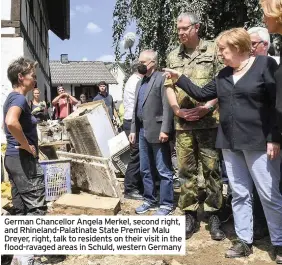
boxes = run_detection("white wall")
[1,0,12,20]
[0,37,24,143]
[1,27,15,34]
[108,65,125,102]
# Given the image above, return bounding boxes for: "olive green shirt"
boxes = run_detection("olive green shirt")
[166,39,222,130]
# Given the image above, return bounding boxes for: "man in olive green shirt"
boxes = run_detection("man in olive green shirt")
[166,12,225,241]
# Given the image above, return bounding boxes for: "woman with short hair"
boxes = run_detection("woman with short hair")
[4,57,46,265]
[260,0,282,133]
[164,28,282,263]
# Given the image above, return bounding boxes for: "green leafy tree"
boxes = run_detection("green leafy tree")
[113,0,282,71]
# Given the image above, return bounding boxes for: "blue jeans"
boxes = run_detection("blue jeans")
[139,128,174,208]
[222,149,282,245]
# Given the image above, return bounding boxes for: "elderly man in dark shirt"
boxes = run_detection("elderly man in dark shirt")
[93,81,115,120]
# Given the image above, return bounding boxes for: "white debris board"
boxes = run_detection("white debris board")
[56,151,122,198]
[63,101,116,158]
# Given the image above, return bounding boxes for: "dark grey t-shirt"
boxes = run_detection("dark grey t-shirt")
[93,93,114,119]
[3,92,38,156]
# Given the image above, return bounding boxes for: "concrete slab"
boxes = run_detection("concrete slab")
[56,151,122,198]
[53,193,121,215]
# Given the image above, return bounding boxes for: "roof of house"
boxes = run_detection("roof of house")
[50,61,118,85]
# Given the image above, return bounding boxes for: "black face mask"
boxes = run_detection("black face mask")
[137,64,148,75]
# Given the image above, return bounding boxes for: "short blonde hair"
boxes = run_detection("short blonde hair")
[260,0,282,23]
[216,28,251,54]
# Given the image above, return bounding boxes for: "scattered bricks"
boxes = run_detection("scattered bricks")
[52,193,121,215]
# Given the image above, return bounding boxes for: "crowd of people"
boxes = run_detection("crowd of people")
[2,0,282,264]
[122,0,282,263]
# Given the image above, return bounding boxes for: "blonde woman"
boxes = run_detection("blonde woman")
[260,0,282,137]
[29,88,48,122]
[163,28,282,263]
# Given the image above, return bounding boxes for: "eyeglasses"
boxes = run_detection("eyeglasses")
[177,23,197,33]
[251,41,264,48]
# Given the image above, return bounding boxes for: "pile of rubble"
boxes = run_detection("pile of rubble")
[42,101,130,214]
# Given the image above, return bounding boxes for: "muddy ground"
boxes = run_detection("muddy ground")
[41,194,276,265]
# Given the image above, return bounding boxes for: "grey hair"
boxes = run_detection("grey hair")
[7,57,37,87]
[140,49,158,63]
[247,27,270,49]
[177,12,200,24]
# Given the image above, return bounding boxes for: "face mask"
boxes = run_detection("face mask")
[137,64,148,75]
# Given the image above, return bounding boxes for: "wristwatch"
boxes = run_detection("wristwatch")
[205,104,215,112]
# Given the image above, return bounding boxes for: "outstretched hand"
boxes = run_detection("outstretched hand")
[162,68,181,82]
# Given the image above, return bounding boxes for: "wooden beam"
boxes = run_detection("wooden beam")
[1,20,20,28]
[1,34,21,38]
[11,0,21,21]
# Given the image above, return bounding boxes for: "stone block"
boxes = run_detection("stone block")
[53,193,121,215]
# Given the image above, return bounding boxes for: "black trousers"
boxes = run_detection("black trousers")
[123,119,143,194]
[4,150,47,216]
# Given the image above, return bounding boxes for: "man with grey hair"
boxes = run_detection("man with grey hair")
[123,60,144,200]
[248,26,270,56]
[166,12,225,240]
[129,49,174,215]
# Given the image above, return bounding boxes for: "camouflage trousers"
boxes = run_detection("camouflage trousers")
[176,128,223,212]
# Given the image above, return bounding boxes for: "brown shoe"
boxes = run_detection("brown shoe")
[225,240,253,258]
[275,246,282,264]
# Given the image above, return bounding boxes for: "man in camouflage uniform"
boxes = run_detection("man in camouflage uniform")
[166,12,225,240]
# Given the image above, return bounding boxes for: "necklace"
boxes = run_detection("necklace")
[233,58,250,73]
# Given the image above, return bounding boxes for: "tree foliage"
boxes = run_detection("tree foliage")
[113,0,282,71]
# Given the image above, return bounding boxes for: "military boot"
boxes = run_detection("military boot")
[209,214,226,241]
[185,211,199,239]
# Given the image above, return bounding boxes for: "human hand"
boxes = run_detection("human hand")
[159,132,169,143]
[15,144,37,157]
[61,93,69,97]
[267,142,280,160]
[183,106,210,121]
[175,109,191,119]
[129,133,136,144]
[162,68,181,82]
